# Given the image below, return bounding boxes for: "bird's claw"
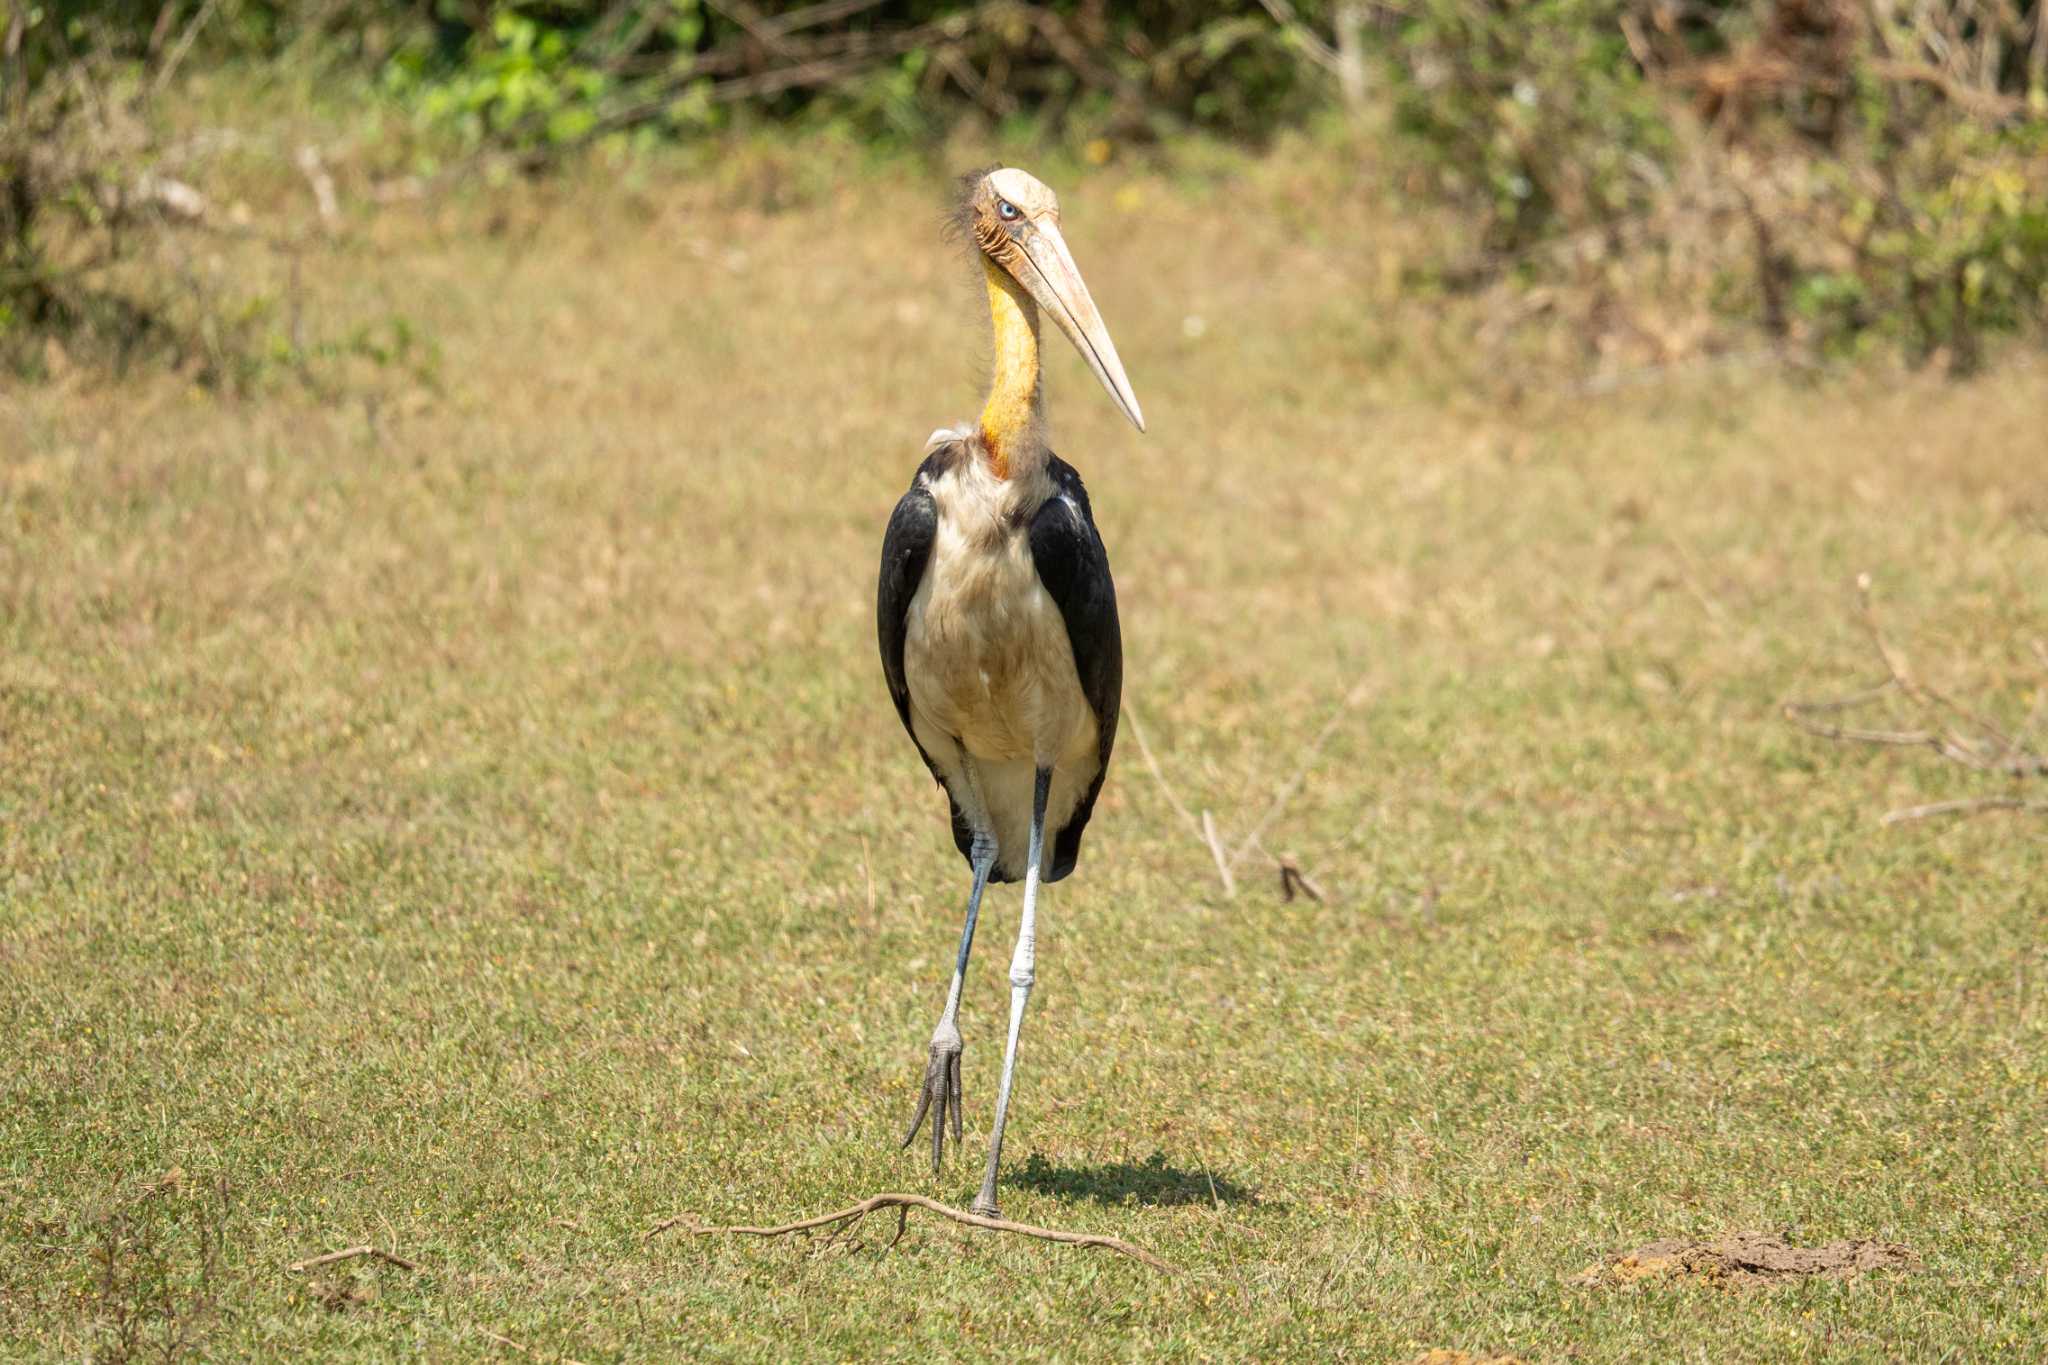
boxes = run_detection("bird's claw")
[900,1037,964,1171]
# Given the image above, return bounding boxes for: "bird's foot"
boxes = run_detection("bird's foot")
[969,1193,1000,1220]
[899,1029,964,1171]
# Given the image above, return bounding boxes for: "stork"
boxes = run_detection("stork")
[877,167,1143,1218]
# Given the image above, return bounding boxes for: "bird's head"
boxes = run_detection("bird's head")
[960,167,1145,434]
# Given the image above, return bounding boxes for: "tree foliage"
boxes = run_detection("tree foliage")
[375,1,1322,148]
[1372,0,2048,367]
[2,0,2044,377]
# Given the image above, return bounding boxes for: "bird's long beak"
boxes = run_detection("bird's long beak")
[1015,219,1145,434]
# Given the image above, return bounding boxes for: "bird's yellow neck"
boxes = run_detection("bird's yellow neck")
[978,259,1043,482]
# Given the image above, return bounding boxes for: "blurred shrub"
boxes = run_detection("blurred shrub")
[377,1,1322,150]
[0,1,435,382]
[1793,97,2048,370]
[3,0,2041,378]
[379,0,2044,369]
[1386,0,1679,252]
[0,3,209,375]
[1378,0,2048,371]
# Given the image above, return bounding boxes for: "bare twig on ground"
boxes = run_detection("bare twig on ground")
[652,1192,1175,1272]
[1881,796,2048,824]
[1256,837,1326,903]
[1785,573,2047,823]
[295,145,340,231]
[1126,695,1356,901]
[1200,809,1238,899]
[288,1245,421,1273]
[1661,529,1733,627]
[1124,706,1202,843]
[1226,679,1370,874]
[1126,704,1236,897]
[1122,703,1343,908]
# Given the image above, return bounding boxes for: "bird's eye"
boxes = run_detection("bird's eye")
[996,199,1020,222]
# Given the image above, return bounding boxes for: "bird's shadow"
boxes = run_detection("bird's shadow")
[1015,1150,1261,1209]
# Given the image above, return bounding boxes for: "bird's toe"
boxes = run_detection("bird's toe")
[900,1038,965,1171]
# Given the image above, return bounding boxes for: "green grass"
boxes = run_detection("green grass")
[3,150,2046,1360]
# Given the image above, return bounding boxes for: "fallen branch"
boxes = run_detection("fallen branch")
[1785,572,2047,824]
[653,1192,1175,1273]
[1125,704,1236,898]
[288,1244,421,1273]
[1200,809,1238,899]
[1126,697,1353,901]
[1124,706,1203,843]
[476,1326,530,1354]
[1881,796,2048,825]
[1226,678,1370,874]
[295,144,339,231]
[1257,837,1326,903]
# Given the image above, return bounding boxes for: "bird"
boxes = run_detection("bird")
[876,166,1144,1219]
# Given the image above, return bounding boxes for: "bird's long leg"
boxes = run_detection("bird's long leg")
[901,758,997,1171]
[971,765,1051,1219]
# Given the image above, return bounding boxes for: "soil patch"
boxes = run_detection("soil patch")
[1572,1233,1916,1289]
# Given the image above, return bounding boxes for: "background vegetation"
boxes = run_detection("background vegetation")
[3,0,2045,379]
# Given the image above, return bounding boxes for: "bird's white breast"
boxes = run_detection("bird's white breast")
[902,457,1097,773]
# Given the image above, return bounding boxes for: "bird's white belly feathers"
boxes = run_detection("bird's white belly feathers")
[902,491,1096,771]
[898,452,1103,879]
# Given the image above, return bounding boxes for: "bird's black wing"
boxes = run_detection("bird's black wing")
[1030,454,1123,883]
[877,442,976,867]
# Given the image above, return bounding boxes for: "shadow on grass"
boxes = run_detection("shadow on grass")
[1016,1151,1259,1208]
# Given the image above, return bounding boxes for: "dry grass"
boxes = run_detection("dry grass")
[2,136,2046,1359]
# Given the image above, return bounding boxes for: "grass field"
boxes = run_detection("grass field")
[4,144,2046,1360]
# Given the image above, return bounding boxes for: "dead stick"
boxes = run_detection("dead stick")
[764,0,887,37]
[1784,699,2044,776]
[1227,679,1369,873]
[653,1193,1175,1272]
[1125,706,1204,844]
[1663,529,1731,626]
[1200,810,1238,900]
[289,1245,420,1273]
[1130,703,1328,899]
[1881,796,2048,825]
[152,0,222,93]
[1255,0,1342,72]
[1255,835,1325,903]
[1854,572,2010,745]
[1790,576,2048,780]
[1786,680,1898,714]
[1782,704,1948,749]
[1128,705,1235,898]
[295,144,340,230]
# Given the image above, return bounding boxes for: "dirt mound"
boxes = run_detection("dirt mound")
[1404,1353,1531,1365]
[1572,1233,1916,1289]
